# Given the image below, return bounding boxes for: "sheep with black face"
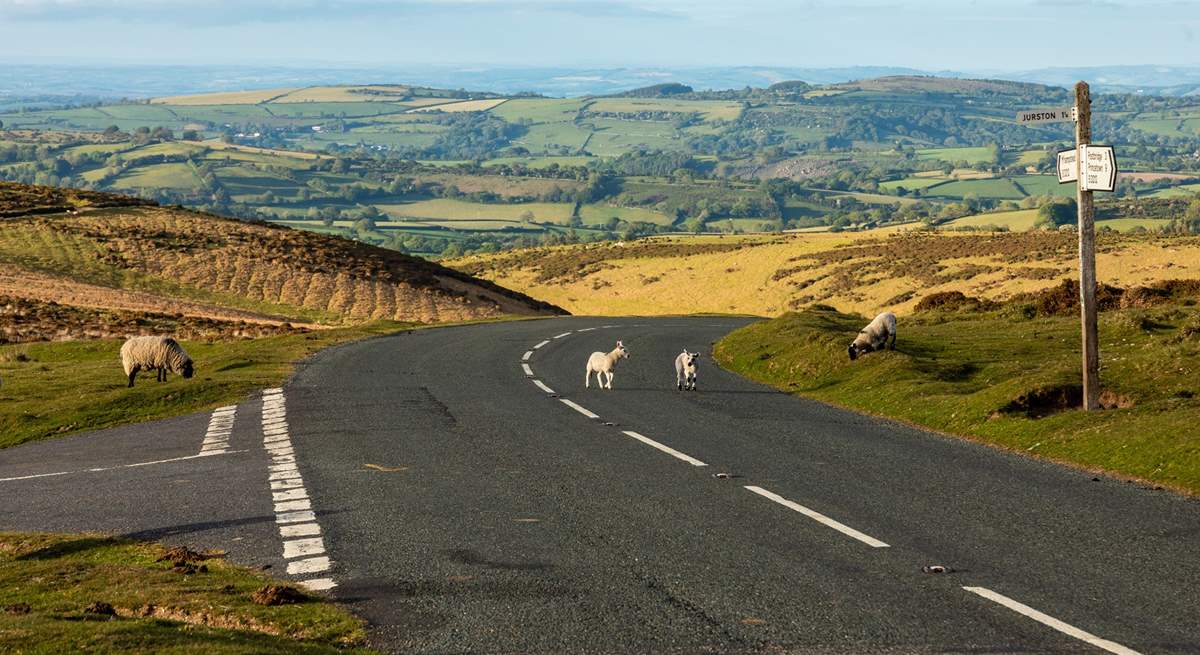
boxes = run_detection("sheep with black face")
[120,336,194,388]
[675,350,699,391]
[848,312,896,361]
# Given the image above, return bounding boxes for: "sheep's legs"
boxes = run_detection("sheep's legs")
[585,368,591,388]
[887,331,897,351]
[127,365,140,388]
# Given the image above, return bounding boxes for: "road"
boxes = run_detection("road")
[2,317,1198,654]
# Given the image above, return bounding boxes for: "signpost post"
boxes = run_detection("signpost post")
[1019,82,1113,411]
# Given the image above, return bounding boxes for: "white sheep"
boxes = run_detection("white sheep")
[585,340,629,390]
[121,336,194,388]
[675,350,698,391]
[848,312,897,361]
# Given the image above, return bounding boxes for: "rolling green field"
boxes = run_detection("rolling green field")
[917,146,996,164]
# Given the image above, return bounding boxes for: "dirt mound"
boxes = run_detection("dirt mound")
[83,601,116,616]
[998,384,1134,418]
[157,545,223,565]
[251,585,307,606]
[1012,279,1124,317]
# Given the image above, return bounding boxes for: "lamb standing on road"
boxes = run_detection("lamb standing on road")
[848,312,897,361]
[121,335,194,388]
[675,350,699,391]
[586,340,629,390]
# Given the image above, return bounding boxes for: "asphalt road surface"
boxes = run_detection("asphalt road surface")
[2,316,1198,654]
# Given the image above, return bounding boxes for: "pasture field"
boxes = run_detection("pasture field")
[586,98,744,122]
[941,209,1040,231]
[410,98,508,113]
[923,177,1025,199]
[109,163,204,191]
[1145,183,1200,198]
[0,532,377,654]
[151,88,295,105]
[716,303,1200,495]
[377,199,576,223]
[879,176,950,192]
[272,85,412,103]
[917,146,995,164]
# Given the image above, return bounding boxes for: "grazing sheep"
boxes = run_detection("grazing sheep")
[585,340,629,390]
[675,350,699,391]
[121,336,194,388]
[848,312,897,361]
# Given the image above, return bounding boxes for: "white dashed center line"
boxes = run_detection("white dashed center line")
[522,351,533,361]
[533,379,556,394]
[533,340,550,349]
[559,398,600,419]
[522,363,534,376]
[553,332,572,339]
[963,587,1142,655]
[744,485,890,548]
[621,431,707,467]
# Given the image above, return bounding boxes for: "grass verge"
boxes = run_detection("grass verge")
[0,532,376,654]
[0,317,532,449]
[713,305,1200,494]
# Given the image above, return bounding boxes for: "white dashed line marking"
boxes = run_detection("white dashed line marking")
[744,486,890,548]
[299,578,337,591]
[559,398,599,419]
[553,332,572,339]
[522,363,534,376]
[577,327,597,332]
[199,405,237,455]
[261,389,334,590]
[287,556,331,575]
[620,431,707,467]
[962,587,1142,655]
[533,379,556,394]
[533,340,550,349]
[283,537,327,559]
[522,351,533,361]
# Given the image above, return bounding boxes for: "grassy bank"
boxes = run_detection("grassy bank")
[0,532,375,654]
[714,304,1200,494]
[0,321,431,449]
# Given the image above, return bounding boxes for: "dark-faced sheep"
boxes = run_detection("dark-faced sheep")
[675,350,698,391]
[848,312,896,361]
[586,340,629,390]
[121,336,194,388]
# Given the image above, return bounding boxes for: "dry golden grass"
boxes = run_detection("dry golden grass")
[271,85,412,103]
[150,88,297,105]
[0,201,563,336]
[408,98,509,113]
[450,231,1200,318]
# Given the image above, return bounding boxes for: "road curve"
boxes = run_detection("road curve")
[284,317,1197,654]
[1,316,1197,654]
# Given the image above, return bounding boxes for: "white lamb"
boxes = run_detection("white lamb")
[675,350,698,391]
[848,312,897,361]
[121,335,194,388]
[585,340,629,390]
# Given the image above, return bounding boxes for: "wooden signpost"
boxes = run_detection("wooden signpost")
[1018,81,1115,411]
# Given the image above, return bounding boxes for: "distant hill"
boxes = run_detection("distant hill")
[608,83,694,98]
[828,75,1066,98]
[0,183,564,343]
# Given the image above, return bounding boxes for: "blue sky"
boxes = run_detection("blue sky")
[1,0,1197,69]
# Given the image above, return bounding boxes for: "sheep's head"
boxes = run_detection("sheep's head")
[615,341,629,359]
[181,360,194,378]
[847,344,859,361]
[683,350,699,367]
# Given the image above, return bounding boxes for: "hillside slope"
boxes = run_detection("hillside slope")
[0,183,564,343]
[449,231,1200,317]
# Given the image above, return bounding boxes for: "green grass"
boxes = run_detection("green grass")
[1012,174,1076,198]
[924,178,1025,200]
[0,532,376,654]
[916,146,995,164]
[0,324,397,448]
[715,306,1200,494]
[1145,183,1200,199]
[578,204,674,226]
[878,176,949,192]
[110,163,203,191]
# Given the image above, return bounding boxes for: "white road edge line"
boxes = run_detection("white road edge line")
[744,486,890,548]
[522,363,534,376]
[621,431,707,467]
[533,340,550,349]
[559,398,599,419]
[962,587,1142,655]
[533,379,556,394]
[1,451,249,483]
